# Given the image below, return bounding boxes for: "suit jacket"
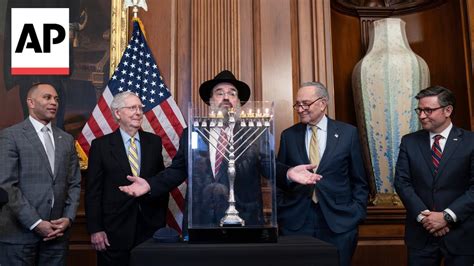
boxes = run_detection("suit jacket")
[277,118,368,234]
[0,119,81,244]
[149,128,289,227]
[0,187,7,208]
[85,130,167,250]
[394,126,474,255]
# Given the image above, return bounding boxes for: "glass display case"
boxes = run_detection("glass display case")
[187,101,277,243]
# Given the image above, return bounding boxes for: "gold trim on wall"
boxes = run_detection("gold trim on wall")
[110,0,129,77]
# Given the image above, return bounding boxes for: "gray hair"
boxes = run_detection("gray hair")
[111,91,140,121]
[300,81,329,101]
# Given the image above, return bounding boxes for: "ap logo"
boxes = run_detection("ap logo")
[11,8,69,75]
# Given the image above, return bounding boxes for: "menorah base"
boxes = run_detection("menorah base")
[220,214,245,227]
[220,204,245,226]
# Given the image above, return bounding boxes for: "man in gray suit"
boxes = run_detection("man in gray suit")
[0,83,81,265]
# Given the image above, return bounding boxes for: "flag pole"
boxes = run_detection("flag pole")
[132,0,139,18]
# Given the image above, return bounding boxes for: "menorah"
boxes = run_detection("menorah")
[191,103,273,227]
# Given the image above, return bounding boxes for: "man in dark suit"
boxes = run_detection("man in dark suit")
[277,82,368,266]
[85,91,168,266]
[394,86,474,266]
[0,83,81,266]
[118,70,320,226]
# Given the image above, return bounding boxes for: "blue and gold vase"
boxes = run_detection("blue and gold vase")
[352,18,430,199]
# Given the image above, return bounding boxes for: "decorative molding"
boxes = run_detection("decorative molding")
[331,0,447,52]
[110,0,130,77]
[191,0,241,110]
[331,0,447,17]
[295,0,335,117]
[371,193,403,207]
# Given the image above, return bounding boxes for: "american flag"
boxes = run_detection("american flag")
[76,19,187,233]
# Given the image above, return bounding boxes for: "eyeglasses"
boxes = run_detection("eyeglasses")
[293,97,323,111]
[414,106,446,116]
[121,105,144,113]
[213,91,238,98]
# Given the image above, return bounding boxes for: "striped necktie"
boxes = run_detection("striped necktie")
[215,128,228,177]
[309,126,320,203]
[431,134,443,175]
[128,137,140,176]
[41,126,55,173]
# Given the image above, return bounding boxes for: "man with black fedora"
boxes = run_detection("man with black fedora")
[119,70,321,227]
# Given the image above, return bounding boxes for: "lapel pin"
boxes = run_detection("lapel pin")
[453,138,458,141]
[334,134,339,138]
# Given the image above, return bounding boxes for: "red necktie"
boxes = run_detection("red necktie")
[431,135,443,174]
[215,128,228,176]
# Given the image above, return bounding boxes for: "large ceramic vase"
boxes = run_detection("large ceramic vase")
[352,18,430,199]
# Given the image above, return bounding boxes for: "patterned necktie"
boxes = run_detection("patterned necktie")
[215,128,228,177]
[309,126,320,203]
[41,126,55,173]
[431,134,443,175]
[128,137,139,176]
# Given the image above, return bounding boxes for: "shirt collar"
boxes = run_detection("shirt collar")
[29,116,52,133]
[429,122,453,140]
[119,128,140,144]
[306,115,328,132]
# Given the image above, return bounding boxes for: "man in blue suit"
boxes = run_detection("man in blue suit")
[277,82,369,266]
[394,86,474,266]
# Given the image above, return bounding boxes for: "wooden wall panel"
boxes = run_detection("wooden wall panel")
[296,0,335,117]
[330,10,362,125]
[191,0,241,111]
[401,0,470,130]
[259,0,294,145]
[464,0,474,128]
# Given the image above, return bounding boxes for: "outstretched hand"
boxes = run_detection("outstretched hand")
[287,164,322,185]
[119,175,151,197]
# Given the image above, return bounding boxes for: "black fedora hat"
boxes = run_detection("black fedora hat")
[199,70,251,105]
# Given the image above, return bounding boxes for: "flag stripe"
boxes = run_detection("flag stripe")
[145,110,178,156]
[87,115,105,139]
[166,209,181,233]
[160,99,185,136]
[170,187,185,212]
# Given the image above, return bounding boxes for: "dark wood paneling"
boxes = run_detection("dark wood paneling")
[353,206,407,266]
[139,0,173,95]
[330,10,362,125]
[401,0,470,130]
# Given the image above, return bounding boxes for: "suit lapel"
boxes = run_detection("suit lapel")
[51,127,65,179]
[416,131,434,176]
[22,120,54,177]
[296,124,309,163]
[110,130,132,175]
[318,118,339,171]
[139,131,151,177]
[435,127,462,181]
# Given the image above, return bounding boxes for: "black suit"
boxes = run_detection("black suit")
[395,126,474,265]
[85,130,168,266]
